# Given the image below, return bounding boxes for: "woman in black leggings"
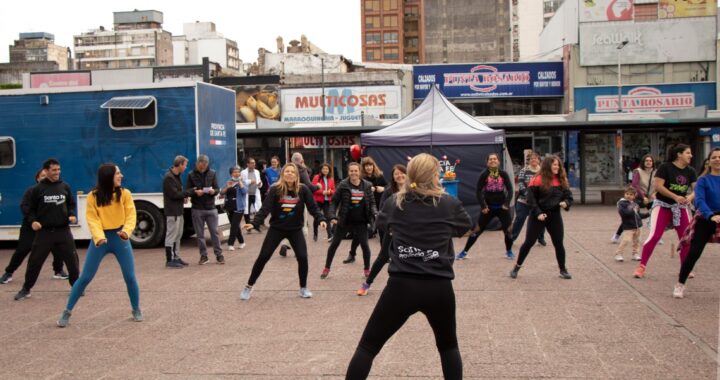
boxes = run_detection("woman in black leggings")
[356,164,406,296]
[346,153,472,380]
[455,152,514,260]
[239,163,326,300]
[510,155,573,280]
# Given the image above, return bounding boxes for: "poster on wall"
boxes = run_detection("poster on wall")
[574,83,716,113]
[30,72,91,88]
[580,0,634,22]
[659,0,717,18]
[280,86,401,123]
[228,85,281,123]
[413,62,563,99]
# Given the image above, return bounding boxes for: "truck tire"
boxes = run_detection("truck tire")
[131,202,165,248]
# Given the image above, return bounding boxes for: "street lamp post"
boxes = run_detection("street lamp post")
[616,39,629,187]
[314,54,327,162]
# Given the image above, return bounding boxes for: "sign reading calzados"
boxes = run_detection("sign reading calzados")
[413,62,563,99]
[280,86,401,123]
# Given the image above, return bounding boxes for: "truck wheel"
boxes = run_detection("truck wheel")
[131,202,165,248]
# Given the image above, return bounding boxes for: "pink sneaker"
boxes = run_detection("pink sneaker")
[633,264,646,279]
[320,267,330,279]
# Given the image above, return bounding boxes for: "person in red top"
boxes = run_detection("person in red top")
[311,163,336,241]
[510,155,574,280]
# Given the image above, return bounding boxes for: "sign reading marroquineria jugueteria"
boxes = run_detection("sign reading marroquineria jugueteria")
[574,83,716,113]
[412,62,563,99]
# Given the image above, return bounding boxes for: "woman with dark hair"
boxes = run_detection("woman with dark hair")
[221,166,247,250]
[699,158,710,177]
[323,162,376,279]
[510,152,546,246]
[634,144,697,279]
[346,154,472,379]
[510,155,573,280]
[357,164,406,296]
[257,159,269,201]
[673,148,720,298]
[612,154,657,245]
[239,163,326,300]
[456,153,514,260]
[57,164,141,327]
[343,156,387,263]
[311,163,336,242]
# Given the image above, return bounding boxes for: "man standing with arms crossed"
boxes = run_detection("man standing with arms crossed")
[14,158,80,300]
[163,155,191,268]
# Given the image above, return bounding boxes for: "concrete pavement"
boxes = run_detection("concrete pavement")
[0,205,717,379]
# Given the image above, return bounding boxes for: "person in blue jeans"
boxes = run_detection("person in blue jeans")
[57,164,141,327]
[510,152,547,246]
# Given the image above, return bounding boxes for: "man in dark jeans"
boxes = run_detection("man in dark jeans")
[14,158,80,301]
[185,155,224,265]
[0,168,67,284]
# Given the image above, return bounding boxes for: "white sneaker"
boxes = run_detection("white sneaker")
[614,254,624,262]
[673,283,685,299]
[240,286,253,300]
[227,245,235,251]
[299,287,313,298]
[610,234,620,244]
[658,239,664,245]
[632,253,641,261]
[239,243,246,249]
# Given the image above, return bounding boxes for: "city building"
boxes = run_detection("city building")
[511,0,546,61]
[540,0,718,186]
[361,0,422,64]
[543,0,563,26]
[0,32,70,85]
[172,22,241,75]
[74,10,173,70]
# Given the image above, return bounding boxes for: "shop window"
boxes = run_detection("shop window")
[383,15,398,27]
[0,137,15,168]
[366,16,381,29]
[383,32,399,44]
[101,96,157,130]
[366,32,381,45]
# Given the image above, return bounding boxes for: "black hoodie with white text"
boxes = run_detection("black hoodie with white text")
[27,178,76,228]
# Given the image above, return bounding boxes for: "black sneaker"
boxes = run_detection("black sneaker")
[166,260,184,269]
[510,265,521,279]
[199,255,209,265]
[537,239,547,247]
[313,234,318,242]
[53,271,69,280]
[14,288,31,301]
[216,255,225,264]
[343,255,356,264]
[0,272,12,284]
[176,257,190,266]
[279,245,289,257]
[559,270,572,280]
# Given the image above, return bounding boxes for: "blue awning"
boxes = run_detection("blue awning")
[101,96,154,109]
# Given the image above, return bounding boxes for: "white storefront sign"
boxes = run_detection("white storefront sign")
[579,18,716,66]
[280,85,402,123]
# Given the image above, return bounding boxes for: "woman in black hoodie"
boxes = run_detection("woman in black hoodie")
[510,155,573,280]
[239,163,326,300]
[322,162,377,279]
[346,153,472,380]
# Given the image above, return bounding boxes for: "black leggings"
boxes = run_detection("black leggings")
[326,223,371,270]
[226,211,245,246]
[678,217,717,284]
[516,210,567,271]
[365,230,391,285]
[5,222,63,275]
[463,207,513,253]
[313,202,334,238]
[346,276,462,380]
[247,227,309,288]
[350,225,380,257]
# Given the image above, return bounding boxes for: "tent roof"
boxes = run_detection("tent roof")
[362,86,504,146]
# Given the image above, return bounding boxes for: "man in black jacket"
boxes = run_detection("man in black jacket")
[163,155,191,268]
[15,158,80,301]
[185,155,224,265]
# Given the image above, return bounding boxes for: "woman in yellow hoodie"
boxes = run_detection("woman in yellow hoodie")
[57,164,140,327]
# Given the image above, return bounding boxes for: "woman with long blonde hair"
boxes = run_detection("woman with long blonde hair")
[346,154,472,379]
[239,163,326,300]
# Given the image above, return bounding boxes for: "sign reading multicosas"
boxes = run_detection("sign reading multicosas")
[413,62,563,99]
[280,86,401,123]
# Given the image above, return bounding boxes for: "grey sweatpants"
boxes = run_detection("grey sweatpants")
[191,209,222,257]
[165,215,184,259]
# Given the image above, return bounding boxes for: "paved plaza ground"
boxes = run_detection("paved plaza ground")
[0,205,718,379]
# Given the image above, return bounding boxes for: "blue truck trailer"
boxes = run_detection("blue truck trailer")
[0,81,236,248]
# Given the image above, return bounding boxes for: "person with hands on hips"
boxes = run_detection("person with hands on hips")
[57,164,141,327]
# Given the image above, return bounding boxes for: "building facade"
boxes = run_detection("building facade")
[361,0,423,64]
[172,22,241,75]
[74,10,173,70]
[9,33,69,71]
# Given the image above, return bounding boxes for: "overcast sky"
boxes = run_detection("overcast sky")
[0,0,362,64]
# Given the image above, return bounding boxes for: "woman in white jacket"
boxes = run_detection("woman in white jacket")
[241,158,263,230]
